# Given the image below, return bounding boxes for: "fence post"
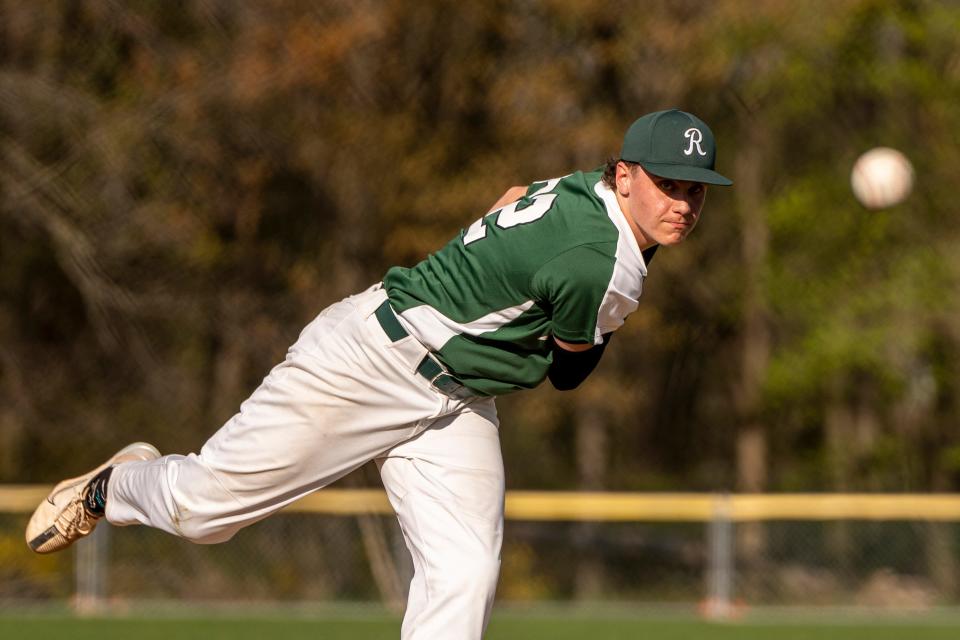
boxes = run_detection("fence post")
[74,522,109,615]
[704,493,734,619]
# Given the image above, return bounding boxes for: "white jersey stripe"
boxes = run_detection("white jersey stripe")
[396,300,537,352]
[592,182,647,343]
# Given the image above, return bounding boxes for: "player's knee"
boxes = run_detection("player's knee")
[447,550,501,597]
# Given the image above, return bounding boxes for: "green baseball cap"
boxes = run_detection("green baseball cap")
[620,109,732,186]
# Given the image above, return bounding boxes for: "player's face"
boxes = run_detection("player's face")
[615,163,707,249]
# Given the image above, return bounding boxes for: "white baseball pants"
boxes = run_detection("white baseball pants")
[105,285,505,639]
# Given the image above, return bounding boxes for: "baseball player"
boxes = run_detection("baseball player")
[27,109,731,639]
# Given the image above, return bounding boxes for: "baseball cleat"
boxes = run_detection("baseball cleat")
[25,442,160,554]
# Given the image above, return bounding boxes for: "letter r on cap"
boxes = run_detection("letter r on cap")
[683,128,706,156]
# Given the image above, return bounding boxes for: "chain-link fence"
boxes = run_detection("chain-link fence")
[3,493,960,617]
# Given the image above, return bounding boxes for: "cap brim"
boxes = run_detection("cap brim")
[639,162,733,186]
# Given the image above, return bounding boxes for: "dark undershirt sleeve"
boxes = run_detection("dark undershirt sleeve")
[547,332,613,391]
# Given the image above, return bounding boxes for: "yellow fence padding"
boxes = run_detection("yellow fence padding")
[4,486,960,521]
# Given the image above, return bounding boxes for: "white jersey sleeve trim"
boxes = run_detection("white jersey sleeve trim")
[592,181,647,343]
[396,300,537,352]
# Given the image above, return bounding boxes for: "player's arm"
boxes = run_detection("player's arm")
[487,186,528,212]
[532,244,622,391]
[548,334,612,391]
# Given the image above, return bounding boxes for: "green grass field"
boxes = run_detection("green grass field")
[3,612,960,640]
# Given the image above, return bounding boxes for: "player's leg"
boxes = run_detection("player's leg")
[106,286,444,544]
[377,398,504,640]
[27,285,444,551]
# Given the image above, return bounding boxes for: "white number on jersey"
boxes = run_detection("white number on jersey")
[463,177,566,246]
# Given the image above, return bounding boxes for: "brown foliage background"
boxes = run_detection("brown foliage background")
[3,0,960,499]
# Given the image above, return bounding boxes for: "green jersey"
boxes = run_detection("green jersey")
[383,170,649,397]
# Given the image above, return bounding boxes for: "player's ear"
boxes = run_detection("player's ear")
[615,162,632,196]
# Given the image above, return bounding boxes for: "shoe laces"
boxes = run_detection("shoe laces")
[60,491,99,536]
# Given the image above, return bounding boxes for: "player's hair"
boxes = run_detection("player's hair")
[601,157,641,189]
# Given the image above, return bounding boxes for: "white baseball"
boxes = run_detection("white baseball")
[850,147,914,209]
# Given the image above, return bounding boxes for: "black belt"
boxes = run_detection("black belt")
[375,300,476,400]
